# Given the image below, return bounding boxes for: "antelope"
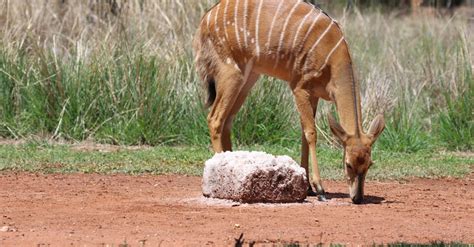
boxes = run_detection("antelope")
[193,0,385,204]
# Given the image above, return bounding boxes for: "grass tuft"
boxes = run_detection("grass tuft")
[437,72,473,151]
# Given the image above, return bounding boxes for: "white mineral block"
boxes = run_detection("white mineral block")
[202,151,308,203]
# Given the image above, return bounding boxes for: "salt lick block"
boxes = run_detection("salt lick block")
[202,151,308,203]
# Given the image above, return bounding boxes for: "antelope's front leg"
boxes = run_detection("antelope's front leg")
[293,88,327,201]
[301,99,320,197]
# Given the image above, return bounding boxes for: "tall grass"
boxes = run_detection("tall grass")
[0,1,472,152]
[437,78,473,150]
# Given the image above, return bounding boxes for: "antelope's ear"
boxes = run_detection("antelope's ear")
[368,115,385,144]
[328,114,348,144]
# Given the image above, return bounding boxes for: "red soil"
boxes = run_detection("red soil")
[0,173,473,246]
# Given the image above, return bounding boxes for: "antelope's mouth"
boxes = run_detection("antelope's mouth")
[349,173,365,204]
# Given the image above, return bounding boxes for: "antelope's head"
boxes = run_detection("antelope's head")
[328,114,385,204]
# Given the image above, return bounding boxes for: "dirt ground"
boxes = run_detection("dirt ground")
[0,173,473,246]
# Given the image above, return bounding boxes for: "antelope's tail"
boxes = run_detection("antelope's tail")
[205,78,217,108]
[193,27,217,108]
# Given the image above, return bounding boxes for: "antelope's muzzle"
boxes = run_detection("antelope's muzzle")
[350,173,366,204]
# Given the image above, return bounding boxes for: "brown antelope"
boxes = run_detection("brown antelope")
[193,0,385,204]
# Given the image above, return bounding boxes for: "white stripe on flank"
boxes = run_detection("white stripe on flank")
[255,0,264,57]
[214,3,223,44]
[318,36,345,72]
[286,8,314,67]
[243,0,249,48]
[307,21,334,57]
[224,0,230,40]
[274,1,301,69]
[290,8,314,52]
[265,0,285,53]
[214,3,220,33]
[296,10,322,54]
[234,0,242,51]
[206,8,214,33]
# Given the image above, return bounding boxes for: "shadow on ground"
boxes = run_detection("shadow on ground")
[324,192,387,204]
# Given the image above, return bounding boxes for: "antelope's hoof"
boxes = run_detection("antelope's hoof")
[307,187,318,197]
[318,194,328,202]
[316,187,327,201]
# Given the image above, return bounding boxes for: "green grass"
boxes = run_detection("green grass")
[377,105,432,153]
[437,82,474,151]
[0,1,472,153]
[0,143,471,179]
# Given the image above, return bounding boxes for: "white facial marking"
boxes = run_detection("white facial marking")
[226,58,232,64]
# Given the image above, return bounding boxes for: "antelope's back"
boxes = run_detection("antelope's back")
[198,0,345,79]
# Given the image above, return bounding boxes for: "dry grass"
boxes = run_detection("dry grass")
[0,0,214,59]
[0,0,472,150]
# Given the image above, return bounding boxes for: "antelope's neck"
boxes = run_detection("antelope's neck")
[331,61,363,137]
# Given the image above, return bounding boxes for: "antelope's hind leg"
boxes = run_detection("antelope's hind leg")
[222,73,260,151]
[207,61,246,153]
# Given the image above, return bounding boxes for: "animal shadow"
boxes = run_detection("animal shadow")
[325,192,386,204]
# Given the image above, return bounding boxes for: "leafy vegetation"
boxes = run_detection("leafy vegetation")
[0,1,472,156]
[437,81,473,151]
